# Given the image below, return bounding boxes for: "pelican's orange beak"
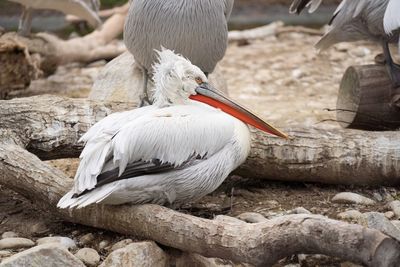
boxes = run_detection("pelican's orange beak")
[190,83,288,139]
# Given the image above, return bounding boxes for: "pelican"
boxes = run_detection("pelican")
[57,49,287,209]
[123,0,234,106]
[8,0,101,36]
[289,0,400,87]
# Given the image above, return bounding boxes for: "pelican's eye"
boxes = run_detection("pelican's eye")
[195,77,203,85]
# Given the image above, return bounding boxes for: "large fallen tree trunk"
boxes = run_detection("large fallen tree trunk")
[0,95,398,186]
[1,95,400,266]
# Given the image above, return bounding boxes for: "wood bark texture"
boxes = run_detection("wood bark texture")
[0,95,399,185]
[1,95,400,266]
[0,36,41,98]
[337,65,400,130]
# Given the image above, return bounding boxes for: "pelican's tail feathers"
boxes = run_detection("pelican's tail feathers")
[57,183,118,209]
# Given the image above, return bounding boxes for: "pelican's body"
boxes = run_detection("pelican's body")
[124,0,233,74]
[9,0,101,36]
[58,103,250,207]
[58,49,286,209]
[123,0,234,105]
[290,0,400,86]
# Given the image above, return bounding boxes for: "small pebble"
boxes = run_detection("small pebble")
[337,210,363,221]
[385,211,395,220]
[332,192,375,205]
[236,212,267,223]
[79,233,95,245]
[214,215,246,224]
[37,236,76,250]
[75,248,100,267]
[98,240,110,250]
[0,238,35,250]
[110,239,133,252]
[388,200,400,218]
[372,192,383,202]
[289,207,312,215]
[350,47,370,57]
[1,232,18,239]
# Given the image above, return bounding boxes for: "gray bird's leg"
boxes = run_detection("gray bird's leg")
[138,67,152,107]
[18,7,33,37]
[382,40,400,88]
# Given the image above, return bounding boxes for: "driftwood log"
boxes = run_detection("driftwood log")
[0,4,127,98]
[0,95,399,185]
[0,95,400,266]
[337,64,400,130]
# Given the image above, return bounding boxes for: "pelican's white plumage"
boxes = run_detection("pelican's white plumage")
[384,0,400,35]
[57,49,260,209]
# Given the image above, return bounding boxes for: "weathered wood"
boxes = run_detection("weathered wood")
[0,6,127,98]
[337,65,400,130]
[0,36,41,98]
[0,141,399,266]
[0,95,399,185]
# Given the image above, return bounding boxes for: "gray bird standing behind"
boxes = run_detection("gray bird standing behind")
[123,0,234,105]
[290,0,400,87]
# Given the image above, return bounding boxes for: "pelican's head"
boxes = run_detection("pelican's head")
[151,48,288,139]
[152,48,208,106]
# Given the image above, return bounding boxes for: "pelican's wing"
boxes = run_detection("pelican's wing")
[289,0,322,14]
[73,106,155,194]
[384,0,400,35]
[224,0,234,20]
[12,0,101,28]
[72,105,234,194]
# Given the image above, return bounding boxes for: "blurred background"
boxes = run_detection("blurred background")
[0,0,341,34]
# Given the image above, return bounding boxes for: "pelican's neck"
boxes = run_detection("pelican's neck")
[153,83,190,108]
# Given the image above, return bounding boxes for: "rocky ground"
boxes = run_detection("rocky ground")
[1,26,400,267]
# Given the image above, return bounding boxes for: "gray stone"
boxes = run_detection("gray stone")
[98,240,110,250]
[385,211,395,220]
[109,239,133,252]
[0,244,85,267]
[75,248,100,267]
[1,232,18,239]
[362,212,400,242]
[236,212,267,223]
[214,215,246,224]
[29,222,49,236]
[388,200,400,218]
[37,236,76,250]
[337,210,363,221]
[100,241,168,267]
[390,220,400,230]
[288,207,312,215]
[0,238,35,250]
[332,192,375,205]
[79,233,95,246]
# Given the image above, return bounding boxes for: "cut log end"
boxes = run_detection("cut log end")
[337,65,400,130]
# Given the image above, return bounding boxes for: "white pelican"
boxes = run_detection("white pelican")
[8,0,101,36]
[57,49,287,209]
[290,0,400,87]
[123,0,234,106]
